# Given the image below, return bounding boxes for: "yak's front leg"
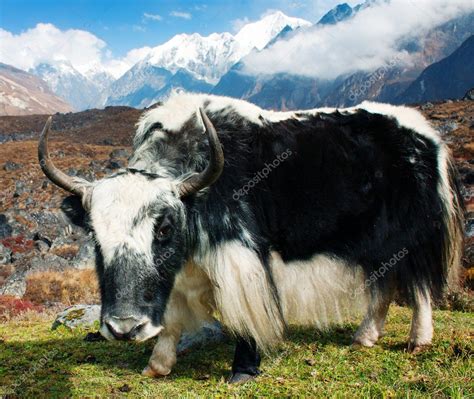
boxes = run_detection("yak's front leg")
[228,337,261,384]
[142,324,182,377]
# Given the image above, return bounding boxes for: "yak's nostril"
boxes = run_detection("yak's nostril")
[105,318,149,340]
[130,321,147,337]
[106,322,125,340]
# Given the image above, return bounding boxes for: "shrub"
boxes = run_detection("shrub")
[24,269,100,306]
[0,295,43,321]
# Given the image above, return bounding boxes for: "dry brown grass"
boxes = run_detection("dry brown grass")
[0,264,15,286]
[23,269,100,306]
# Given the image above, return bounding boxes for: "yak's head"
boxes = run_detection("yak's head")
[38,109,223,341]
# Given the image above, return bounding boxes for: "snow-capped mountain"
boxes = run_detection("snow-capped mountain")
[139,11,311,84]
[104,11,311,107]
[317,3,354,25]
[31,61,102,111]
[141,32,239,85]
[235,11,311,55]
[0,63,72,116]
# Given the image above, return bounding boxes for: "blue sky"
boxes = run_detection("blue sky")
[0,0,356,57]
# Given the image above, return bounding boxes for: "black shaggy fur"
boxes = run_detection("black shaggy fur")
[140,108,462,306]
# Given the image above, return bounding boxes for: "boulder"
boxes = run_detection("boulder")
[52,304,101,330]
[176,320,226,354]
[106,160,125,170]
[13,181,28,197]
[109,148,129,159]
[437,120,459,135]
[0,243,12,264]
[72,238,96,269]
[3,161,23,171]
[463,88,474,101]
[0,214,13,239]
[0,270,27,297]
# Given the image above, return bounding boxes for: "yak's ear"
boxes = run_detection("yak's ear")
[60,195,89,230]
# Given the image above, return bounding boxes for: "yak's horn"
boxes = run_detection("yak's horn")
[178,108,224,197]
[38,116,88,198]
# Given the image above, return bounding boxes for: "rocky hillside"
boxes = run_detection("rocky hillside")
[398,35,474,104]
[0,100,472,298]
[0,63,72,116]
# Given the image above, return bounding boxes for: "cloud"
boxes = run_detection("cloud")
[132,25,146,32]
[143,12,163,21]
[0,23,151,80]
[100,46,152,78]
[170,11,192,20]
[242,0,474,80]
[0,23,106,75]
[231,17,250,33]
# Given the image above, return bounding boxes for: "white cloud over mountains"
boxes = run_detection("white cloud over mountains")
[0,0,472,83]
[0,23,147,79]
[242,0,474,79]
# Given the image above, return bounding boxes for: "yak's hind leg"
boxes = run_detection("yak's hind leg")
[353,287,394,347]
[228,337,261,384]
[407,287,433,353]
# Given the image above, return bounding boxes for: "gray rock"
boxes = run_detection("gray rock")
[0,214,13,239]
[89,160,105,172]
[107,160,125,170]
[72,237,96,269]
[13,181,28,197]
[3,161,23,171]
[52,304,101,330]
[109,148,129,159]
[67,168,79,176]
[464,88,474,101]
[438,121,459,135]
[177,320,226,354]
[35,240,50,254]
[0,271,26,297]
[0,243,12,264]
[39,253,71,269]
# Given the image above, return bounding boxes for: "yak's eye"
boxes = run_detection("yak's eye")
[157,223,172,239]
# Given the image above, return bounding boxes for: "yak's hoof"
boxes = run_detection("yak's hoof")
[351,338,376,348]
[142,365,171,378]
[228,372,259,384]
[407,342,431,354]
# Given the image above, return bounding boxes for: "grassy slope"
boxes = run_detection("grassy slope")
[0,306,472,398]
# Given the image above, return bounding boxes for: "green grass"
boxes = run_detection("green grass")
[0,306,472,398]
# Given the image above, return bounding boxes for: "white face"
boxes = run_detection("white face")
[88,172,186,342]
[90,173,178,264]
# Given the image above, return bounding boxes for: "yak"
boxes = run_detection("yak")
[38,93,464,383]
